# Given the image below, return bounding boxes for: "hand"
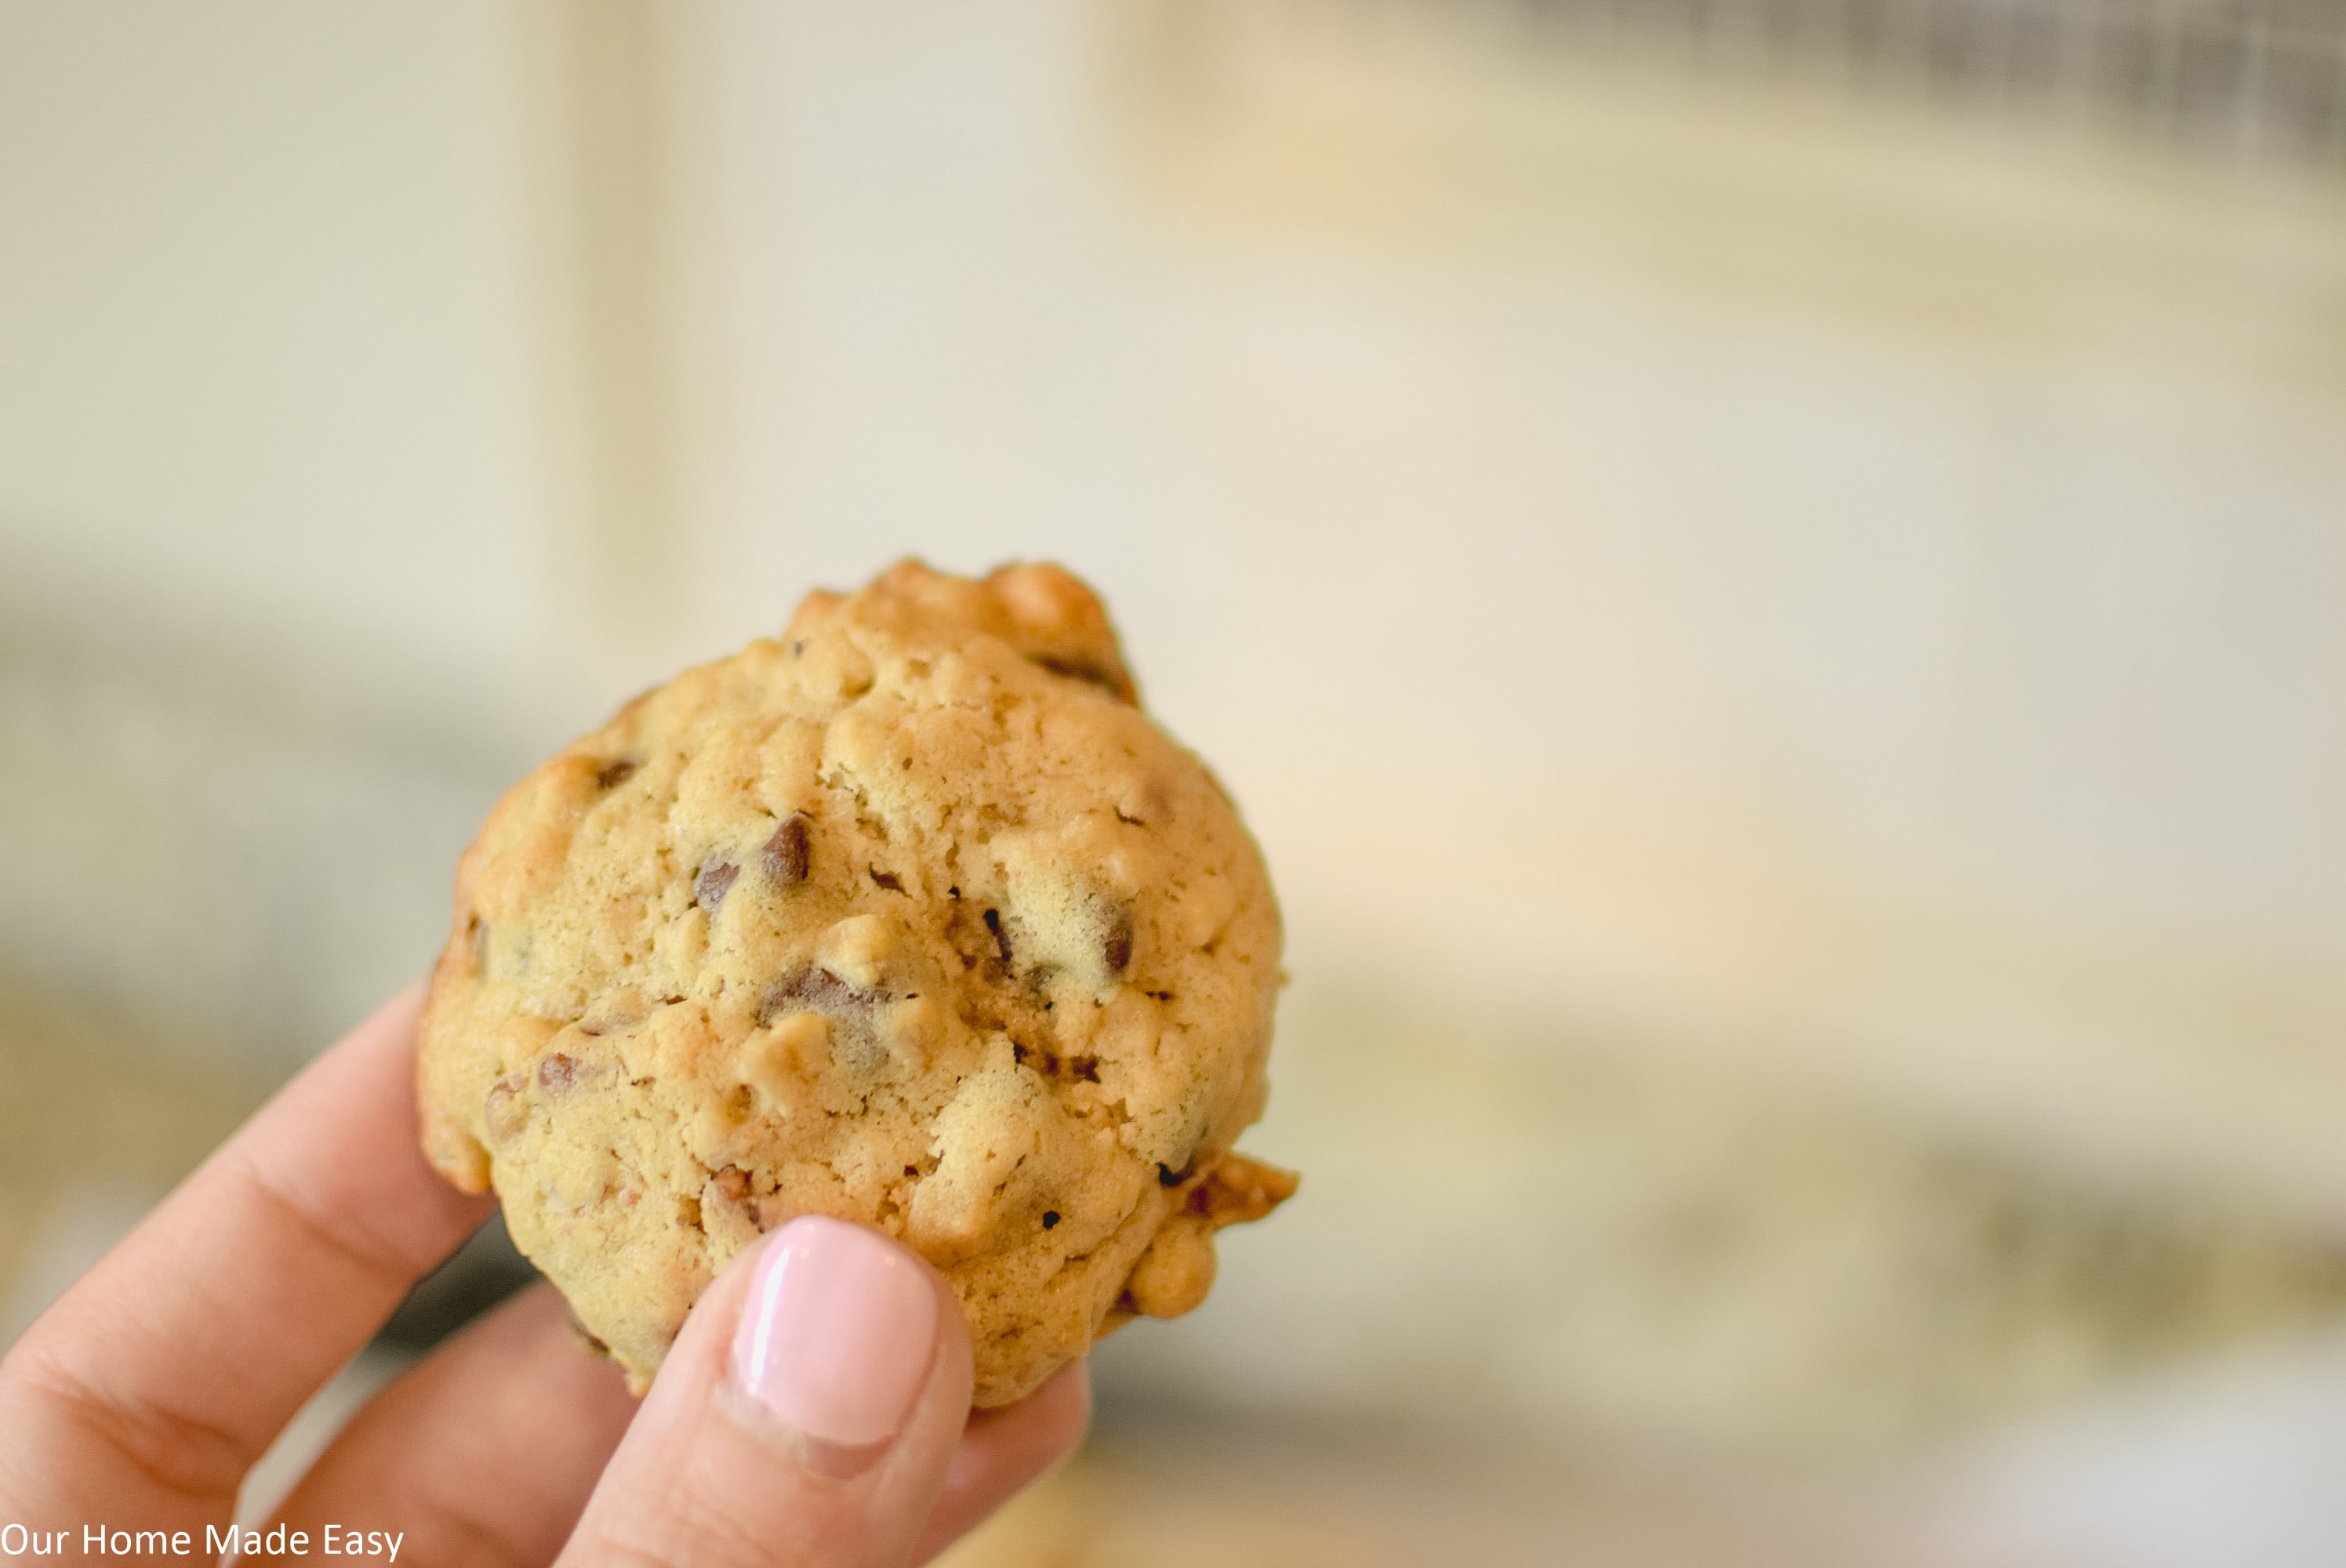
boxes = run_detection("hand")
[0,985,1090,1564]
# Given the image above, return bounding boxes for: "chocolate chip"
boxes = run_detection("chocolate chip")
[695,854,741,910]
[1042,1211,1062,1229]
[1033,652,1127,696]
[594,758,638,790]
[1102,905,1135,974]
[982,907,1013,966]
[536,1053,579,1092]
[757,964,883,1028]
[759,814,812,887]
[870,868,904,892]
[1157,1161,1193,1188]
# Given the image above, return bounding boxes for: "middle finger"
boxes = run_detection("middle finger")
[267,1286,637,1566]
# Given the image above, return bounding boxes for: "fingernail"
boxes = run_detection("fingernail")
[729,1215,939,1450]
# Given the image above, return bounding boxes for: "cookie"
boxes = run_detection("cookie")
[416,561,1293,1405]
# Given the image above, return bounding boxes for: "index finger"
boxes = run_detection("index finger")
[0,983,493,1526]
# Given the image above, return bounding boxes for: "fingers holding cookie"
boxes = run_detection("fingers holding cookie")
[560,1216,1088,1568]
[0,985,491,1529]
[260,1286,637,1567]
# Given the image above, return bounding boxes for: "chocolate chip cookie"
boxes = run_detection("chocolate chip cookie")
[417,561,1293,1404]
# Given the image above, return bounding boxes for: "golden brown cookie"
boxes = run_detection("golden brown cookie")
[416,561,1292,1404]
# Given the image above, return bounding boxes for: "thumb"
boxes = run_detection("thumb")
[561,1215,975,1568]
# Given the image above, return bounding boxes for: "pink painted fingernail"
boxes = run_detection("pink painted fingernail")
[729,1216,939,1449]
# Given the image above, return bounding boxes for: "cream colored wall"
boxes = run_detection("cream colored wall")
[0,2,552,715]
[4,0,2345,1221]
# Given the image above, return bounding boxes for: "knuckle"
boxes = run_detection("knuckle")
[2,1335,248,1503]
[221,1146,453,1288]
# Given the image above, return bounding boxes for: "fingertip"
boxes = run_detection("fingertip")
[720,1217,958,1466]
[650,1217,975,1445]
[563,1220,979,1566]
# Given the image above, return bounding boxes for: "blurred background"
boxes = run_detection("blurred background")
[4,0,2346,1561]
